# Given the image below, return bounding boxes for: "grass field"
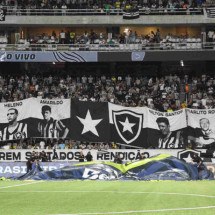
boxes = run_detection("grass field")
[0,180,215,215]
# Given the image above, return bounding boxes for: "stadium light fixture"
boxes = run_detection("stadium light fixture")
[124,28,129,33]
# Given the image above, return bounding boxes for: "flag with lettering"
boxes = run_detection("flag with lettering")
[0,98,32,141]
[27,98,71,139]
[186,108,215,148]
[146,108,187,149]
[69,100,110,142]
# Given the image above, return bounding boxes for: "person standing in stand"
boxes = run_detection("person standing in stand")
[85,151,93,162]
[79,151,85,162]
[192,154,204,173]
[114,153,123,164]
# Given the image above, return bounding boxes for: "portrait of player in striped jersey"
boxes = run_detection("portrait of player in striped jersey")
[0,108,27,141]
[156,117,184,149]
[37,105,69,138]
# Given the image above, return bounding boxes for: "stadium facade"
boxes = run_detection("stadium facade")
[1,4,215,178]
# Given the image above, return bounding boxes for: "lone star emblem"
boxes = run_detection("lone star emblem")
[77,110,103,136]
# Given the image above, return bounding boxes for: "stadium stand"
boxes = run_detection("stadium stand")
[0,68,215,110]
[1,0,215,181]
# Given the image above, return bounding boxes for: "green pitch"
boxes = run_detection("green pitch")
[0,180,215,215]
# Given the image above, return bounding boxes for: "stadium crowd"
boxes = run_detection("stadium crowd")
[2,138,116,150]
[1,28,208,53]
[1,64,215,149]
[0,67,215,110]
[26,28,203,46]
[0,0,208,10]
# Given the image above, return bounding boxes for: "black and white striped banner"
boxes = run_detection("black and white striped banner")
[205,7,215,18]
[0,99,215,151]
[123,8,139,19]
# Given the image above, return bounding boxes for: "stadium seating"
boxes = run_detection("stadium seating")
[0,36,7,50]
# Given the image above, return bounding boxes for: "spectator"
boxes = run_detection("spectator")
[139,152,146,160]
[59,30,66,44]
[40,151,49,162]
[39,139,46,149]
[58,139,66,149]
[114,153,123,164]
[192,154,204,173]
[26,156,34,173]
[85,151,93,162]
[79,151,85,162]
[61,3,67,15]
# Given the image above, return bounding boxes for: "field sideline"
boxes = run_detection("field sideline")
[0,180,215,215]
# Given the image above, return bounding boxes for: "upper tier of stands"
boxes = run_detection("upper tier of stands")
[0,0,211,16]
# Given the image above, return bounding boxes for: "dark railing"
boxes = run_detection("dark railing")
[1,7,203,16]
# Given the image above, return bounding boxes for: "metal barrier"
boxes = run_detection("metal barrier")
[1,42,215,51]
[1,7,203,16]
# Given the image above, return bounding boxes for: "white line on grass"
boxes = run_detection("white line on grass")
[0,190,214,198]
[52,205,215,215]
[0,181,43,190]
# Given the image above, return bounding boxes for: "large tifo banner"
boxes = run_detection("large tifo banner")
[1,99,215,150]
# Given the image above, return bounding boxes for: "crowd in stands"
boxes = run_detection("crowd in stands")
[1,138,117,150]
[0,2,215,152]
[25,28,203,46]
[1,64,215,149]
[0,0,209,11]
[1,67,215,110]
[1,28,206,52]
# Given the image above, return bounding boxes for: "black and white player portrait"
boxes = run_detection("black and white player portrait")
[0,8,6,21]
[188,118,215,148]
[0,108,27,141]
[156,117,184,149]
[37,105,69,138]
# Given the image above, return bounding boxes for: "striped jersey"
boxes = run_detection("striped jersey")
[0,122,27,141]
[158,130,182,149]
[38,117,66,138]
